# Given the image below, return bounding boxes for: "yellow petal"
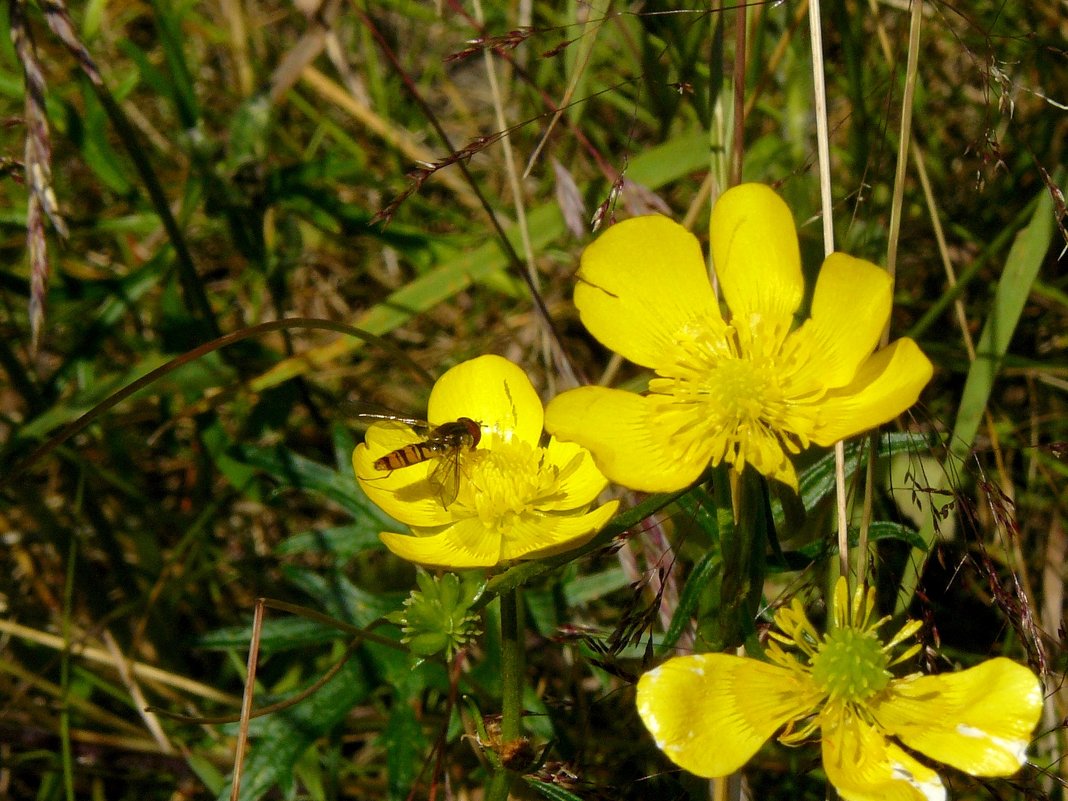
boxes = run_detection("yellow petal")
[545,387,711,492]
[500,500,620,561]
[428,355,543,445]
[353,438,452,527]
[873,658,1042,776]
[636,654,819,778]
[538,438,610,509]
[794,253,893,390]
[574,216,720,370]
[379,517,501,568]
[710,183,802,327]
[822,708,945,801]
[812,338,933,445]
[738,429,800,491]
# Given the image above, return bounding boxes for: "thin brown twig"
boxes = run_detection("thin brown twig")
[229,599,264,801]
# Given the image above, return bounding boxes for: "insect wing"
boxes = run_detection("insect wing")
[421,418,481,508]
[426,449,463,509]
[348,404,481,510]
[340,400,432,433]
[345,403,437,465]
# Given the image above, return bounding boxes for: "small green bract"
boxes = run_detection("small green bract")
[388,569,484,660]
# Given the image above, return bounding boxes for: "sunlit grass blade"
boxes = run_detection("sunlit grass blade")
[896,179,1058,613]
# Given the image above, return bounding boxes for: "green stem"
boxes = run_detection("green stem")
[499,588,523,743]
[716,468,768,652]
[486,588,523,801]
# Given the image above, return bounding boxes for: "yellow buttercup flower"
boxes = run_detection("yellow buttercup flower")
[545,183,934,491]
[353,355,619,569]
[637,578,1043,801]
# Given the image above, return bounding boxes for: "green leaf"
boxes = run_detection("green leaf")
[214,436,395,522]
[710,469,768,650]
[785,521,927,566]
[82,0,107,39]
[675,484,723,547]
[227,93,271,169]
[201,421,260,501]
[218,656,370,801]
[282,567,400,628]
[525,777,588,801]
[563,567,630,606]
[15,353,173,442]
[186,753,225,795]
[381,683,429,801]
[199,617,348,652]
[67,79,133,194]
[145,0,200,128]
[658,550,720,655]
[275,524,384,559]
[796,432,938,513]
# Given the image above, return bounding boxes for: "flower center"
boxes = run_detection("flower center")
[461,438,564,529]
[704,356,776,423]
[810,627,891,703]
[645,315,818,477]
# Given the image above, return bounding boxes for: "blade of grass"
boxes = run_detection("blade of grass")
[357,9,578,383]
[896,179,1058,613]
[473,0,556,386]
[250,128,711,392]
[298,66,482,213]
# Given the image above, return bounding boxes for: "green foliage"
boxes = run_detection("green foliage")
[0,2,1064,800]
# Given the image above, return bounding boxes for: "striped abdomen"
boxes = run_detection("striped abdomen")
[373,417,482,472]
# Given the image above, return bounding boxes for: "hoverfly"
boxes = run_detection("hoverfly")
[349,404,482,509]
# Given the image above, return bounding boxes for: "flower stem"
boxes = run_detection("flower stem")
[719,468,768,649]
[499,588,523,743]
[486,587,523,801]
